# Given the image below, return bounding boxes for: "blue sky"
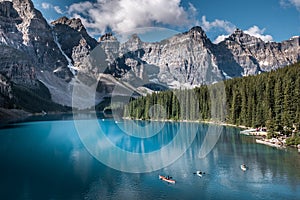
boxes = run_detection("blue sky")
[32,0,300,43]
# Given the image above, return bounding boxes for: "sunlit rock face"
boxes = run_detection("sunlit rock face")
[98,27,300,88]
[0,0,72,87]
[221,29,300,76]
[0,0,73,110]
[99,27,238,88]
[133,27,224,88]
[51,16,98,72]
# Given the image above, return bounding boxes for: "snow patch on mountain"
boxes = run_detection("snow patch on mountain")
[53,33,77,75]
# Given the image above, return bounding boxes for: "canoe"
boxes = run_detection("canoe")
[196,171,203,177]
[159,175,175,184]
[240,165,247,171]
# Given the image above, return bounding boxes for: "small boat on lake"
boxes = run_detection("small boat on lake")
[240,164,247,171]
[196,171,204,177]
[159,175,175,184]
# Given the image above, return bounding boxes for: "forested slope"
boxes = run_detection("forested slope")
[124,62,300,133]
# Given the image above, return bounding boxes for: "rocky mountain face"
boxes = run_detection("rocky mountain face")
[97,27,299,89]
[0,0,73,81]
[0,0,78,113]
[125,27,225,88]
[51,16,98,73]
[220,29,300,75]
[97,27,225,89]
[0,0,299,115]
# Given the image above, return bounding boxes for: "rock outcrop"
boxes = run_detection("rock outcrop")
[0,0,73,113]
[221,29,300,75]
[51,17,98,72]
[0,0,73,84]
[96,27,300,88]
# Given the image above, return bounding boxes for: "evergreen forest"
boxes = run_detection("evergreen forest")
[124,62,300,139]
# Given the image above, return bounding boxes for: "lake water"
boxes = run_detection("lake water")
[0,117,299,200]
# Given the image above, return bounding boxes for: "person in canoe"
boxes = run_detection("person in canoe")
[241,164,247,171]
[159,175,176,184]
[194,171,205,177]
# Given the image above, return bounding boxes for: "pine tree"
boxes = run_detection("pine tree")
[274,77,283,131]
[283,75,294,128]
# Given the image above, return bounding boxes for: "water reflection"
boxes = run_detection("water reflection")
[119,120,166,138]
[75,119,200,173]
[0,119,299,199]
[99,120,180,153]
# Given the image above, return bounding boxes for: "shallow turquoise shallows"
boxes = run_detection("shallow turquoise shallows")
[0,117,299,200]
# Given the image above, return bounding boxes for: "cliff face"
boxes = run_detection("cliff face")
[0,74,12,107]
[51,17,98,72]
[0,0,35,87]
[96,27,300,88]
[221,29,300,75]
[0,0,74,112]
[97,27,235,89]
[140,27,223,87]
[0,0,73,86]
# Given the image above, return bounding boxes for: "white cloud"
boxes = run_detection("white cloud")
[68,1,94,15]
[201,16,236,44]
[54,6,63,14]
[244,26,273,42]
[213,25,273,44]
[41,2,64,14]
[41,2,51,9]
[213,34,230,44]
[280,0,300,10]
[201,16,236,33]
[68,0,197,35]
[290,0,300,8]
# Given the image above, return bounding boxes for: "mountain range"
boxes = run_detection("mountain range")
[0,0,299,117]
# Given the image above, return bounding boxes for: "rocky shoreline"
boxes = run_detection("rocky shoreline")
[240,128,300,151]
[0,108,30,125]
[255,138,286,149]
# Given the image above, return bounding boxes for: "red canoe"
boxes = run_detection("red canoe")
[159,175,176,184]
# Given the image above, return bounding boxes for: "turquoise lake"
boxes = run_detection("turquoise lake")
[0,116,299,200]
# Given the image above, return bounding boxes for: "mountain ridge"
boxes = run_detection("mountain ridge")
[0,0,299,117]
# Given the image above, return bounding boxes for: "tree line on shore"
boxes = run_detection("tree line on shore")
[123,62,300,143]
